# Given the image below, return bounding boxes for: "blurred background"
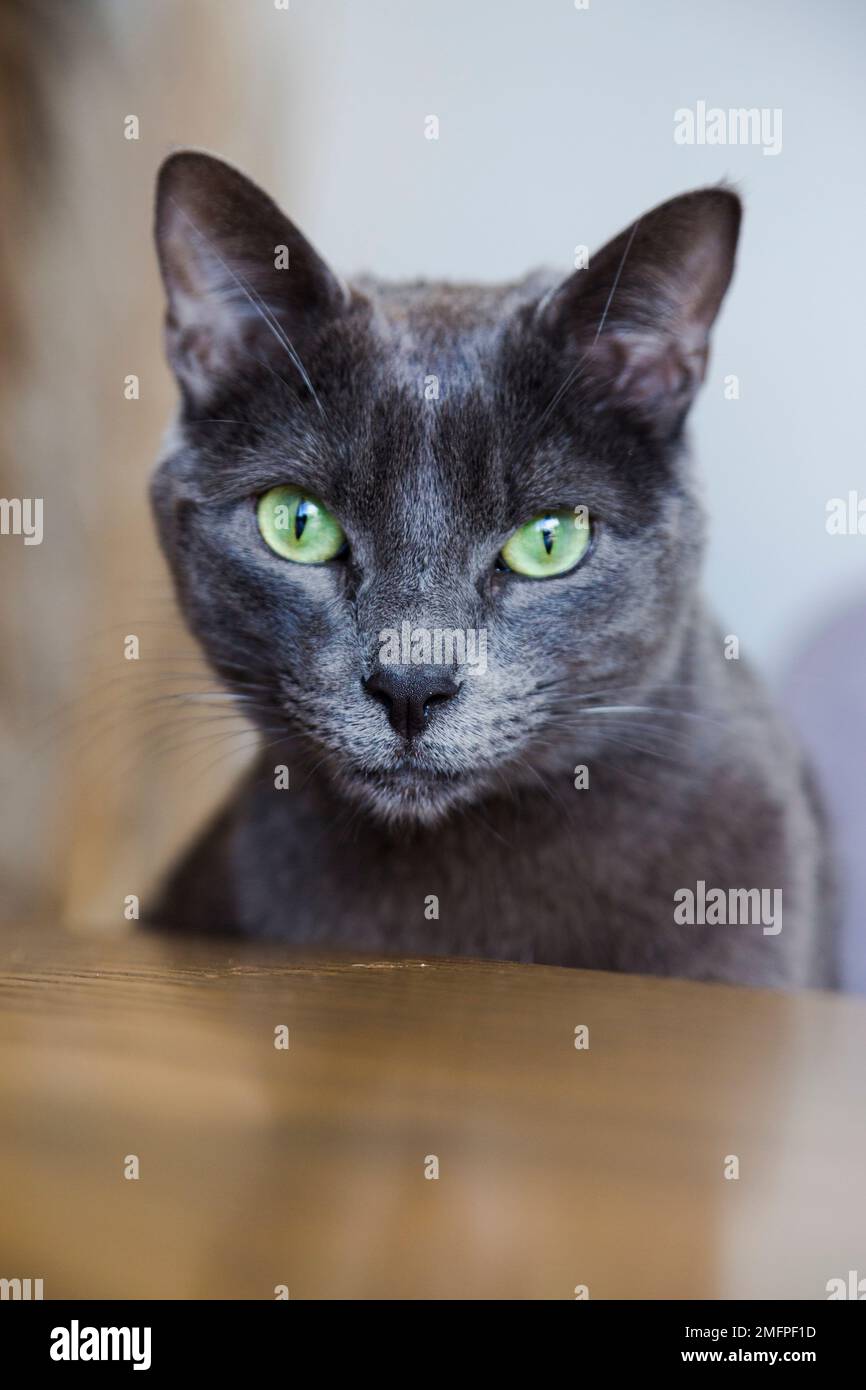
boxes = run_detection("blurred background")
[1,0,864,984]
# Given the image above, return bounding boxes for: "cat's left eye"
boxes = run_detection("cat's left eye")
[499,508,592,578]
[257,486,346,564]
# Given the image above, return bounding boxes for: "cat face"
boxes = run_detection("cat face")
[153,153,739,824]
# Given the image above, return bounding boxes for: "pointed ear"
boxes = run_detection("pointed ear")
[539,188,741,434]
[154,151,347,409]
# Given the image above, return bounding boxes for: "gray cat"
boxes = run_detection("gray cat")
[149,151,835,988]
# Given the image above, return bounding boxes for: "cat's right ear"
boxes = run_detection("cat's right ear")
[154,151,348,409]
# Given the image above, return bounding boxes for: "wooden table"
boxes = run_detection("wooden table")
[1,924,864,1300]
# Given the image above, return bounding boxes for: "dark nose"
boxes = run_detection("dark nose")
[363,664,461,741]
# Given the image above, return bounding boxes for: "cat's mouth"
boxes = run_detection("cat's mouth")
[356,764,462,785]
[338,758,476,824]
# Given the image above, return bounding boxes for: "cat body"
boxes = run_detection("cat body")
[150,153,835,987]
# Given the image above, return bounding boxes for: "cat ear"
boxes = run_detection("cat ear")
[539,187,741,434]
[155,151,348,408]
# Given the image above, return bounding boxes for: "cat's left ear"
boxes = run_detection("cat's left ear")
[155,150,348,409]
[539,187,741,434]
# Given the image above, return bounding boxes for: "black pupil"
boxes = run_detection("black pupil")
[294,499,310,541]
[541,519,556,555]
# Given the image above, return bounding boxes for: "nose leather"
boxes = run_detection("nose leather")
[363,664,460,741]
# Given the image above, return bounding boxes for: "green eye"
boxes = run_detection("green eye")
[500,508,592,578]
[257,486,346,564]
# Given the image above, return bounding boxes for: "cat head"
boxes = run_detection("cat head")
[152,151,740,825]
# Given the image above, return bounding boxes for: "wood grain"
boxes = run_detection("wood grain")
[1,924,864,1299]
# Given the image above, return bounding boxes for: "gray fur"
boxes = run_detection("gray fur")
[149,152,835,987]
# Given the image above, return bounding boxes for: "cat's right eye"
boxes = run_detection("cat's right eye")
[257,486,346,564]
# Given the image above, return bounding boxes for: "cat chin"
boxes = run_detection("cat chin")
[334,764,488,828]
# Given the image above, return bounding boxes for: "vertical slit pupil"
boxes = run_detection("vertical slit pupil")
[541,519,556,555]
[294,500,309,541]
